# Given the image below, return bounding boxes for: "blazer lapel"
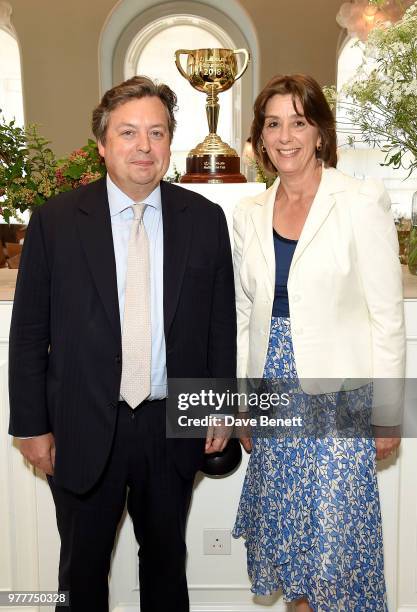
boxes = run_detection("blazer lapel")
[250,179,279,296]
[161,181,192,337]
[76,178,121,345]
[289,167,342,276]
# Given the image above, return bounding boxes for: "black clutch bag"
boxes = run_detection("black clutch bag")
[201,438,242,476]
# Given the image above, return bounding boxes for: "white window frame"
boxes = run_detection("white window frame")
[124,14,239,161]
[98,0,259,158]
[0,0,24,126]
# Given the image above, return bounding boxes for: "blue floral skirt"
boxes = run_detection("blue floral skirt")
[232,317,388,611]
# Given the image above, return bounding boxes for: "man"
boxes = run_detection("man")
[8,76,236,612]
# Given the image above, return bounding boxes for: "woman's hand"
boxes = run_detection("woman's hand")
[236,420,252,452]
[373,425,401,460]
[239,436,252,453]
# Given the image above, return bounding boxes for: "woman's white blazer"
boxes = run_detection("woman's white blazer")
[233,166,406,425]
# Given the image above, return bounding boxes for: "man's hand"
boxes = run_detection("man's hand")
[205,422,233,454]
[373,425,401,460]
[19,433,56,475]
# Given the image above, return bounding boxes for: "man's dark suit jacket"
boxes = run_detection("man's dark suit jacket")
[8,178,236,494]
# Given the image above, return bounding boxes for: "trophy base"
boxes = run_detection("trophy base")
[180,155,247,184]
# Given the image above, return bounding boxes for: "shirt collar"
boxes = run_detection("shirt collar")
[106,174,162,217]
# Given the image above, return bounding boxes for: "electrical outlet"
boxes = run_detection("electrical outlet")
[203,528,231,555]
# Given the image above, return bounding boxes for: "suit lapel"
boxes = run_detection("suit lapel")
[161,181,192,337]
[75,178,121,345]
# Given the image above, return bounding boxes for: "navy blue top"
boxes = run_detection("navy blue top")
[272,229,298,317]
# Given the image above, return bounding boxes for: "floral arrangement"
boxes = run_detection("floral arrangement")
[55,139,105,193]
[0,114,106,223]
[336,1,417,174]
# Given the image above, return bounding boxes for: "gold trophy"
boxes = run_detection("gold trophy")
[175,47,250,183]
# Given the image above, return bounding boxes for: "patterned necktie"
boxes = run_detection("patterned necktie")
[120,202,151,408]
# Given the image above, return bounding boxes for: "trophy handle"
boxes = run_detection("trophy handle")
[175,49,193,80]
[233,49,250,81]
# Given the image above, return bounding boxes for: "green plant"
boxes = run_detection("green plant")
[408,226,417,272]
[0,116,58,222]
[252,160,276,188]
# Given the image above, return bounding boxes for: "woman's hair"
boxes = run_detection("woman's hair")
[92,75,177,144]
[251,73,337,174]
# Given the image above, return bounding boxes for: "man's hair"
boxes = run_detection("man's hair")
[251,73,337,174]
[92,75,178,144]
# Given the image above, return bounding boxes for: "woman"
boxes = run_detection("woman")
[232,74,405,611]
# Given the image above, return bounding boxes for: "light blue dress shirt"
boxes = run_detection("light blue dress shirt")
[107,174,167,400]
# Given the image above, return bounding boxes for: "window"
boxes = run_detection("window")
[0,9,27,222]
[0,27,24,126]
[125,16,239,175]
[336,36,371,149]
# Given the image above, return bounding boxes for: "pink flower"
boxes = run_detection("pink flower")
[69,148,88,161]
[55,167,66,187]
[79,171,101,186]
